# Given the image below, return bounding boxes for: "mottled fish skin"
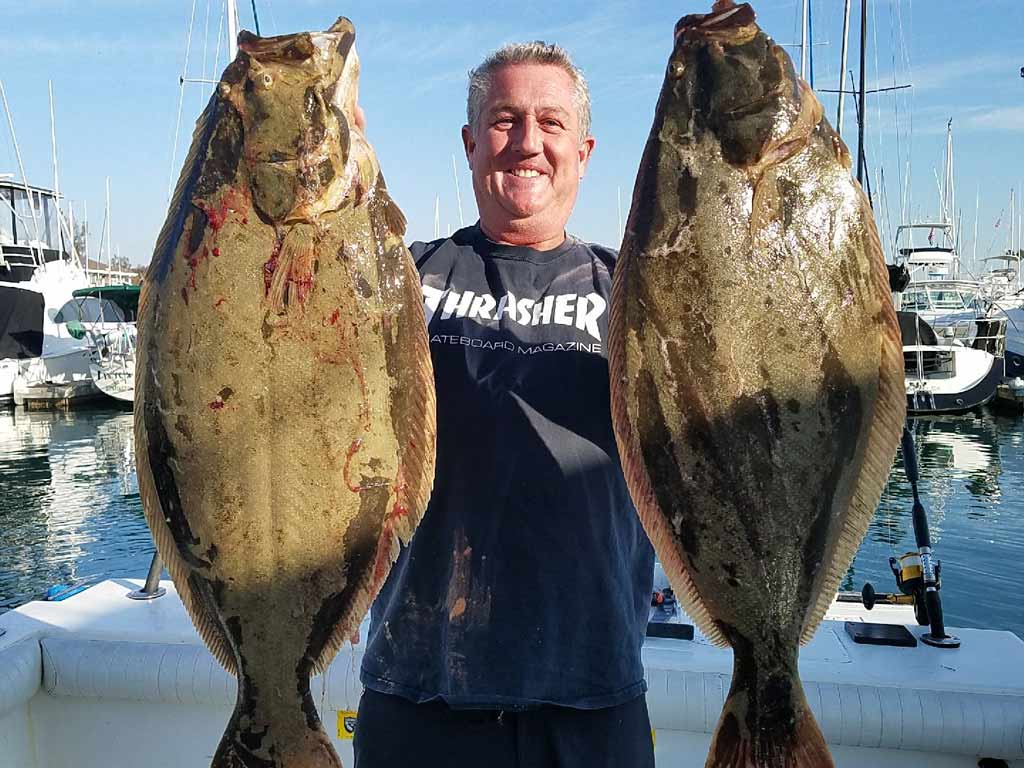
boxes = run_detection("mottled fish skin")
[135,18,435,768]
[608,2,904,767]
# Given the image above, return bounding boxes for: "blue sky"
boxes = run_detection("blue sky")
[1,0,1022,274]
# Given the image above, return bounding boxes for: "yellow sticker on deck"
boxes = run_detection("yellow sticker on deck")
[337,710,358,740]
[651,728,656,747]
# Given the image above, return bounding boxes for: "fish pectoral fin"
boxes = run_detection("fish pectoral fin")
[267,223,317,314]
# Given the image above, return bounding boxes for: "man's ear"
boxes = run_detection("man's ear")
[578,136,596,178]
[461,124,475,169]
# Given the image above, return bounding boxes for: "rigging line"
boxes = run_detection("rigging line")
[201,0,212,83]
[262,0,279,35]
[890,0,905,229]
[250,0,262,36]
[214,0,226,79]
[167,0,200,202]
[871,0,886,235]
[905,0,914,225]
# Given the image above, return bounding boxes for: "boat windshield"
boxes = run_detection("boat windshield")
[53,297,128,324]
[0,185,61,249]
[901,288,982,313]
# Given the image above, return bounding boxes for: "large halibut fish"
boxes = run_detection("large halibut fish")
[608,2,905,766]
[135,19,435,768]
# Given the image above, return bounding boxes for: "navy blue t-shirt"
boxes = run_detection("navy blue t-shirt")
[360,224,654,710]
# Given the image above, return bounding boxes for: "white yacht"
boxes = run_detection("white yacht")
[1,179,97,408]
[894,223,1006,414]
[983,254,1024,380]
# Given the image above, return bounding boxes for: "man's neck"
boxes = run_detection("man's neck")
[478,220,566,251]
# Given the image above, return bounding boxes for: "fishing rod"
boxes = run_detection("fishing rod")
[897,424,960,648]
[860,425,960,648]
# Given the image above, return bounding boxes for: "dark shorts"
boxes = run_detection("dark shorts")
[352,688,655,768]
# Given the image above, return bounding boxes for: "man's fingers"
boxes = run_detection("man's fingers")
[355,105,366,132]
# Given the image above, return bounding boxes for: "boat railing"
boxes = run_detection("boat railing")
[928,317,1007,357]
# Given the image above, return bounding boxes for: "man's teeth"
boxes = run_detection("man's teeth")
[509,169,541,178]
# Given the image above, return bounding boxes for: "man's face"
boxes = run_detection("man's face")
[462,63,595,246]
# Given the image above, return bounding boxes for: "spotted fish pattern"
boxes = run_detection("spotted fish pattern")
[608,3,905,766]
[135,18,435,768]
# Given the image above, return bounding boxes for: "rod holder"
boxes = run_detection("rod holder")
[127,552,166,600]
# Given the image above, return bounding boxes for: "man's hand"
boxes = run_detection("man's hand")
[355,104,366,133]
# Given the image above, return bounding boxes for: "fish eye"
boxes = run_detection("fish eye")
[668,60,685,79]
[261,73,273,87]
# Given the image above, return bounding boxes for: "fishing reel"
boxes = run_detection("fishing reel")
[861,551,943,626]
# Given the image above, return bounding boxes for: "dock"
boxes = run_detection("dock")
[995,377,1024,411]
[11,379,104,410]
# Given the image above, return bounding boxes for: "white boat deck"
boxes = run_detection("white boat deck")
[1,579,1022,767]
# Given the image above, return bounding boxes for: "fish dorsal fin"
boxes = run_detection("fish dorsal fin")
[607,243,728,648]
[799,195,905,644]
[148,91,223,290]
[134,359,238,674]
[373,172,407,238]
[135,88,241,674]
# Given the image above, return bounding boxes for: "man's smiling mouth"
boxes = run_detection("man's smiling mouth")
[508,169,543,178]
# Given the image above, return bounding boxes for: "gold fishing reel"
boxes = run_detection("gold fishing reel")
[861,552,943,626]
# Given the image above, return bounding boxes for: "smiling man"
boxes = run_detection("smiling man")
[353,43,655,768]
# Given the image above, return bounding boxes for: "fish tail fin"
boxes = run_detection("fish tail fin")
[706,654,833,768]
[267,223,317,314]
[211,694,344,768]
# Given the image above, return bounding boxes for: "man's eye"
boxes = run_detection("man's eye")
[494,118,514,128]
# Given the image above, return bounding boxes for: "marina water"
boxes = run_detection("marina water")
[2,406,1022,640]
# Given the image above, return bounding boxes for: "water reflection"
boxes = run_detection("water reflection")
[1,407,1022,639]
[847,411,1023,638]
[0,408,153,611]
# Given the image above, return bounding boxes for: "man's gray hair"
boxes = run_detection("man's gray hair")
[466,42,592,139]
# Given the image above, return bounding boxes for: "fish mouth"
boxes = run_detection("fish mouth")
[675,2,757,43]
[237,18,355,64]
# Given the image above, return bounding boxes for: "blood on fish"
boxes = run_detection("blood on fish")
[209,399,225,410]
[214,297,227,308]
[263,240,283,297]
[196,188,244,232]
[213,247,221,257]
[323,309,341,326]
[343,439,366,492]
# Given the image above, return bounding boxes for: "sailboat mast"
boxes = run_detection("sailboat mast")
[48,81,63,253]
[856,0,867,186]
[227,0,238,61]
[800,0,809,81]
[837,0,852,136]
[972,187,979,277]
[452,155,465,228]
[105,176,113,275]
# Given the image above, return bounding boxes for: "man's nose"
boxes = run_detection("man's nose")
[513,118,543,154]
